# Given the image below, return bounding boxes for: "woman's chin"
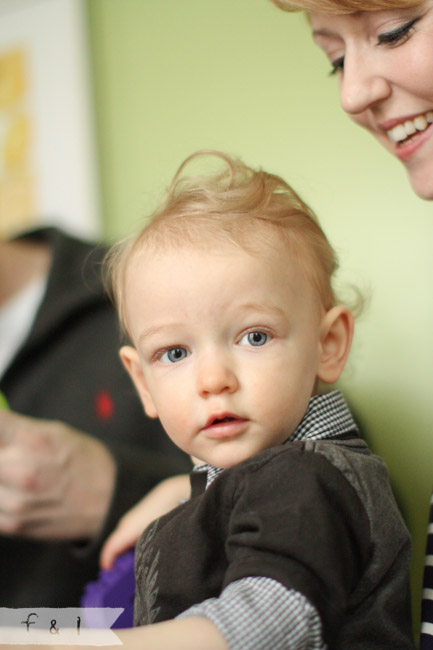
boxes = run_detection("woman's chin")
[408,175,433,201]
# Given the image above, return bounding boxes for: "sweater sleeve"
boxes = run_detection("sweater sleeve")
[220,446,371,644]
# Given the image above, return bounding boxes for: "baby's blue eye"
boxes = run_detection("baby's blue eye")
[240,331,270,347]
[161,347,189,363]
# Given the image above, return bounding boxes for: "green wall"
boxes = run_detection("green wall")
[86,0,433,634]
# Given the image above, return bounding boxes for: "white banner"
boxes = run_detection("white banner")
[0,608,123,645]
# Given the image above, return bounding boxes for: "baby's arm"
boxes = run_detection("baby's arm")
[100,474,190,568]
[116,616,228,649]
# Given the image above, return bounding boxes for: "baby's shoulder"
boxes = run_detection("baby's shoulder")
[218,438,364,504]
[230,434,372,482]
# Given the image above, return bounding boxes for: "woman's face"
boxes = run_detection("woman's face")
[310,2,433,199]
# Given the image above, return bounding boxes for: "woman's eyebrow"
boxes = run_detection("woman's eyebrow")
[312,27,341,40]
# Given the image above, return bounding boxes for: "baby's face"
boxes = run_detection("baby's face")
[122,242,326,469]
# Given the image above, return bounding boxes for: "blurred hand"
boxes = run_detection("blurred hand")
[100,473,190,569]
[0,409,116,540]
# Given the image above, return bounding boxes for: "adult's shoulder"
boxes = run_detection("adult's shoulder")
[17,227,108,296]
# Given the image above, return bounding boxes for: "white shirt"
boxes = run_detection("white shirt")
[0,277,47,379]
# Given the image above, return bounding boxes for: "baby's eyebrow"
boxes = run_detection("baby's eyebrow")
[235,302,285,318]
[138,323,184,344]
[137,304,285,345]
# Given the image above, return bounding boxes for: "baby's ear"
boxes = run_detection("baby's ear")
[119,346,158,418]
[317,306,354,385]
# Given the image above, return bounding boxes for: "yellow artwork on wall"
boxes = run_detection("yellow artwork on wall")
[0,49,35,237]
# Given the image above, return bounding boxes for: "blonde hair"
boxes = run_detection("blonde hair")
[271,0,420,13]
[106,150,341,336]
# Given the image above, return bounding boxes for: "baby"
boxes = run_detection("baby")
[105,151,414,649]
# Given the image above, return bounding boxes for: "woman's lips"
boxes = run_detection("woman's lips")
[394,123,433,162]
[381,111,433,151]
[379,111,433,137]
[377,111,433,162]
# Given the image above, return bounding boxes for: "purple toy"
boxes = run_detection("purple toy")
[81,548,135,629]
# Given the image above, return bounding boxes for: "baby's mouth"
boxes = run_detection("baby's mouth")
[212,416,236,424]
[387,111,433,146]
[201,413,249,439]
[205,415,239,428]
[202,413,249,429]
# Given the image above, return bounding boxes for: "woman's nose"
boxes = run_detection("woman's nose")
[197,354,239,397]
[339,53,391,116]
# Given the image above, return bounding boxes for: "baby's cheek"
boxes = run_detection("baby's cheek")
[160,409,192,450]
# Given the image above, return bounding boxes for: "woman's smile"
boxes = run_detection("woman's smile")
[311,2,433,198]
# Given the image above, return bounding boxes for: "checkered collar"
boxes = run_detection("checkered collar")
[193,390,358,489]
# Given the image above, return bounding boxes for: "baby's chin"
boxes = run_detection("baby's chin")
[206,445,277,471]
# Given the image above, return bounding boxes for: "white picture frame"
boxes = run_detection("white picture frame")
[0,0,100,239]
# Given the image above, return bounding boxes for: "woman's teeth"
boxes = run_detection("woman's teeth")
[387,112,433,144]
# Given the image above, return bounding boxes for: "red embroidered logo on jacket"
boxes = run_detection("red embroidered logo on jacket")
[95,390,114,421]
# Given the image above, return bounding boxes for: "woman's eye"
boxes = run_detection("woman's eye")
[328,15,420,77]
[329,56,344,76]
[377,16,420,46]
[160,347,189,363]
[239,331,271,347]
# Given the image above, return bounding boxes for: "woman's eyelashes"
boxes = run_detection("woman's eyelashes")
[377,16,420,46]
[328,15,421,76]
[329,56,344,76]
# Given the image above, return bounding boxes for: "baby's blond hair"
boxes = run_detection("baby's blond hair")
[106,151,341,338]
